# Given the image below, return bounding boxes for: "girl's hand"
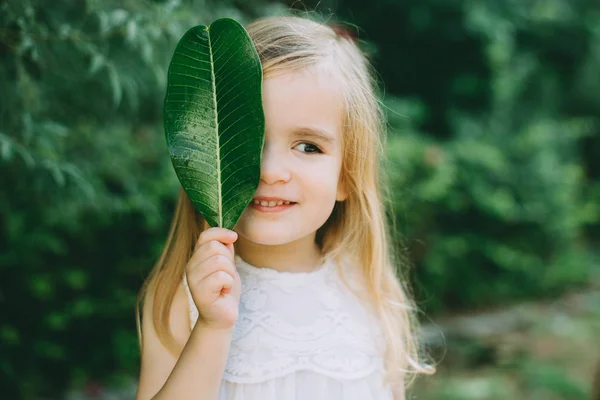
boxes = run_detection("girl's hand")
[185,227,241,331]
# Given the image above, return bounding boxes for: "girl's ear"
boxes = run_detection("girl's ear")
[336,174,349,202]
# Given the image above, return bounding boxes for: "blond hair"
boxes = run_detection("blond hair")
[137,14,434,396]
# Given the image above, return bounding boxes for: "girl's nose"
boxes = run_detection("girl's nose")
[260,144,291,184]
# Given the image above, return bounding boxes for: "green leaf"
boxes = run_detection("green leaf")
[107,63,122,106]
[164,18,264,229]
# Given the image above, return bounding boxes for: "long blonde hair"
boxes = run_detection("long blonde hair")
[137,14,434,395]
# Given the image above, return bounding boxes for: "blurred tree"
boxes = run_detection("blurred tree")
[0,0,279,397]
[291,0,600,310]
[290,0,492,138]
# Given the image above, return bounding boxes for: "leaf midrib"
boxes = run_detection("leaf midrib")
[207,26,222,227]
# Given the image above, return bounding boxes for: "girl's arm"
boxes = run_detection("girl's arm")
[393,391,405,400]
[151,324,233,400]
[392,382,406,400]
[136,284,233,400]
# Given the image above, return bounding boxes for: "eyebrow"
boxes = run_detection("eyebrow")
[290,127,337,144]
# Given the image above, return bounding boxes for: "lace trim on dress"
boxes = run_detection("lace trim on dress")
[182,255,387,384]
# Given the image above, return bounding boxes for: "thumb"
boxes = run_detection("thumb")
[226,242,236,262]
[226,233,236,259]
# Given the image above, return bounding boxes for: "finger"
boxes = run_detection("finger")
[191,239,236,268]
[192,270,233,305]
[194,227,238,253]
[220,272,234,294]
[225,241,235,258]
[189,253,237,282]
[203,270,234,295]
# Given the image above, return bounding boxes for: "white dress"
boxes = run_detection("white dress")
[182,253,394,400]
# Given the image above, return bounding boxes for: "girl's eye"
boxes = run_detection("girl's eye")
[295,142,322,154]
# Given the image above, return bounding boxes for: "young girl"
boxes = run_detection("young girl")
[136,15,433,400]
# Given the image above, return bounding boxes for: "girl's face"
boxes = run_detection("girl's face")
[233,66,347,246]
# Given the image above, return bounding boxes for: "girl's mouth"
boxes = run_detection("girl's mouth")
[250,201,297,213]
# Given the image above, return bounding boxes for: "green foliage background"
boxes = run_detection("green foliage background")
[1,0,598,398]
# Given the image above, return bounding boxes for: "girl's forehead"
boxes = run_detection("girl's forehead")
[265,64,341,85]
[262,68,345,137]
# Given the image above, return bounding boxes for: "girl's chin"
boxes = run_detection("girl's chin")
[242,234,295,246]
[233,226,297,246]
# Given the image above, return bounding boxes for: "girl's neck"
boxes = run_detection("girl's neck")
[234,233,323,273]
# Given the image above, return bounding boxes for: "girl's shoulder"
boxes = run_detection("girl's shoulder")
[335,254,373,301]
[335,255,385,336]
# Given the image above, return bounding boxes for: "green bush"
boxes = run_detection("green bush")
[0,0,278,397]
[386,116,595,312]
[380,0,600,313]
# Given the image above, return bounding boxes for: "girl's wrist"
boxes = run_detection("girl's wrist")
[186,322,235,359]
[193,321,235,336]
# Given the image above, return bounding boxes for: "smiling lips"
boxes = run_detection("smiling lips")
[252,199,292,207]
[251,196,296,208]
[250,197,297,213]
